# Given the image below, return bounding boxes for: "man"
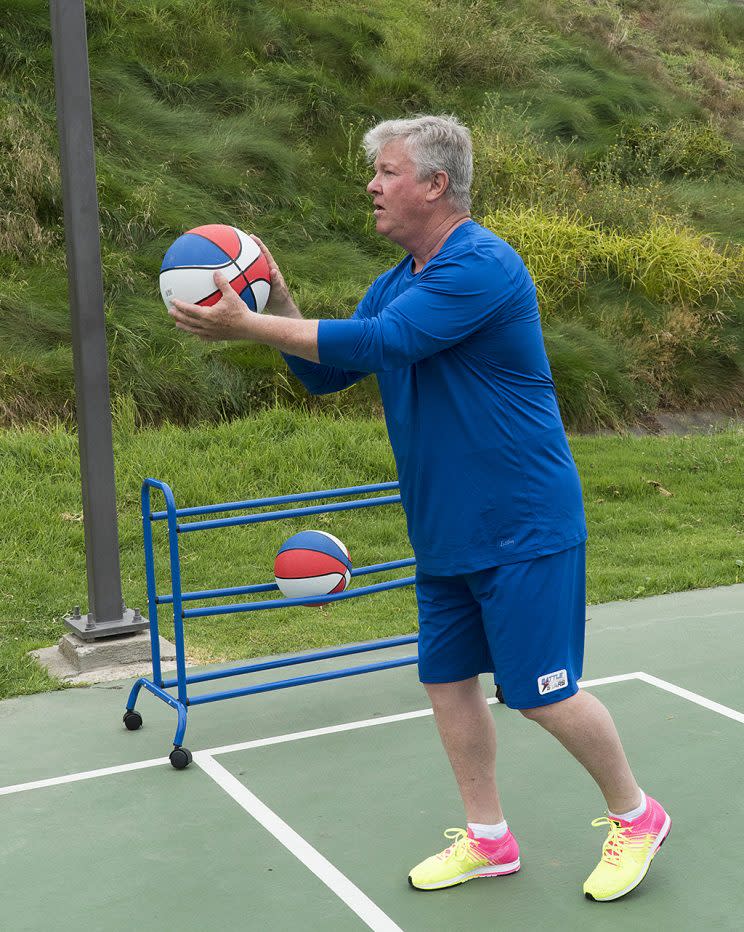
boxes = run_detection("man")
[170,115,670,902]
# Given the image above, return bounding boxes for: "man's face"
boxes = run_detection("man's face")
[366,138,433,245]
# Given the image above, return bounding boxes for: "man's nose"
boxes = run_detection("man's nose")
[367,175,381,193]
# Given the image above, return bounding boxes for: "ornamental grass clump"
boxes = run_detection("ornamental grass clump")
[542,320,640,430]
[482,208,744,313]
[482,208,605,311]
[595,119,735,181]
[415,0,554,88]
[609,224,743,306]
[0,100,61,259]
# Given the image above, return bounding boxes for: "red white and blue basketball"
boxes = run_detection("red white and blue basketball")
[159,224,271,312]
[274,530,352,603]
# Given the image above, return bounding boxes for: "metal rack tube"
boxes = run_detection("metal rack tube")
[150,480,189,706]
[160,634,419,688]
[150,481,401,521]
[187,655,419,705]
[140,483,162,685]
[135,678,189,746]
[183,576,415,618]
[178,495,402,533]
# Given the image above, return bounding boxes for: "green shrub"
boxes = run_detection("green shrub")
[609,223,743,306]
[482,207,744,312]
[483,208,599,311]
[471,104,673,233]
[595,118,735,181]
[631,303,744,408]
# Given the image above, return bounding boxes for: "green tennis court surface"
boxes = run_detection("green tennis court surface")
[2,584,743,931]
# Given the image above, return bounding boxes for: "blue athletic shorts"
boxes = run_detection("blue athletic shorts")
[415,543,586,709]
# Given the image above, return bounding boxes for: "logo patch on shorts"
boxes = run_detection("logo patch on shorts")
[538,669,568,695]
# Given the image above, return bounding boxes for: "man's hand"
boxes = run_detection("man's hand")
[250,235,302,318]
[169,273,257,341]
[169,270,320,361]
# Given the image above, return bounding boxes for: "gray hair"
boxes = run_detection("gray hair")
[363,114,473,212]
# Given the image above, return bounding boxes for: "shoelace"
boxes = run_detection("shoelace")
[591,817,647,865]
[438,828,471,861]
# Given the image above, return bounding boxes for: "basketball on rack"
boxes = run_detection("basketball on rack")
[159,224,271,312]
[274,530,352,603]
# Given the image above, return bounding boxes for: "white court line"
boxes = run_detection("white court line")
[195,753,403,932]
[0,671,714,798]
[635,672,744,725]
[202,707,436,758]
[0,756,168,798]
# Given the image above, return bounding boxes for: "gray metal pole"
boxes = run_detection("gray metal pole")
[50,0,147,640]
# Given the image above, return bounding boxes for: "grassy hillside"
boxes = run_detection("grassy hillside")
[1,0,743,429]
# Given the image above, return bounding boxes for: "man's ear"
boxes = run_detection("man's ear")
[425,170,450,202]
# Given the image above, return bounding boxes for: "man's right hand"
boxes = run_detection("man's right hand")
[250,235,302,319]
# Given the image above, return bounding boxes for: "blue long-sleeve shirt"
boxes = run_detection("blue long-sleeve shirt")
[283,220,586,575]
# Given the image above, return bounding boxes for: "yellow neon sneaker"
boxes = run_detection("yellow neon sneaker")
[408,827,520,891]
[584,796,671,902]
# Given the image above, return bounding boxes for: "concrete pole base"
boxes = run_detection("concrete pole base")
[30,631,180,685]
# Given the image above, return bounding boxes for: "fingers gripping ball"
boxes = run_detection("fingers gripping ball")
[274,531,352,604]
[159,224,271,312]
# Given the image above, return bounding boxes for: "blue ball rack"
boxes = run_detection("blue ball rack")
[123,477,418,768]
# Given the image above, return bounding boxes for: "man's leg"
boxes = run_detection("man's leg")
[520,689,640,813]
[467,545,642,812]
[425,677,504,824]
[409,572,520,889]
[464,546,670,901]
[409,676,520,890]
[522,689,671,902]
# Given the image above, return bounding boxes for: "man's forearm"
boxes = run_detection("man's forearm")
[244,313,320,362]
[271,298,304,320]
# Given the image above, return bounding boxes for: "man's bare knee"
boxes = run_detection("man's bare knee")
[519,698,570,723]
[424,678,485,716]
[425,677,480,699]
[519,705,545,723]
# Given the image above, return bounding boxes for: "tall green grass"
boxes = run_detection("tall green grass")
[0,0,742,429]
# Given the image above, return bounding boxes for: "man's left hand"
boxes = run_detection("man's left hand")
[169,272,256,342]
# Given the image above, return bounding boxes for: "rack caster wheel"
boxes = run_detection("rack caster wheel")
[494,683,505,704]
[123,710,143,730]
[169,746,192,770]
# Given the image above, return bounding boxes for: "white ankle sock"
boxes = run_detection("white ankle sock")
[467,820,508,840]
[609,789,647,822]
